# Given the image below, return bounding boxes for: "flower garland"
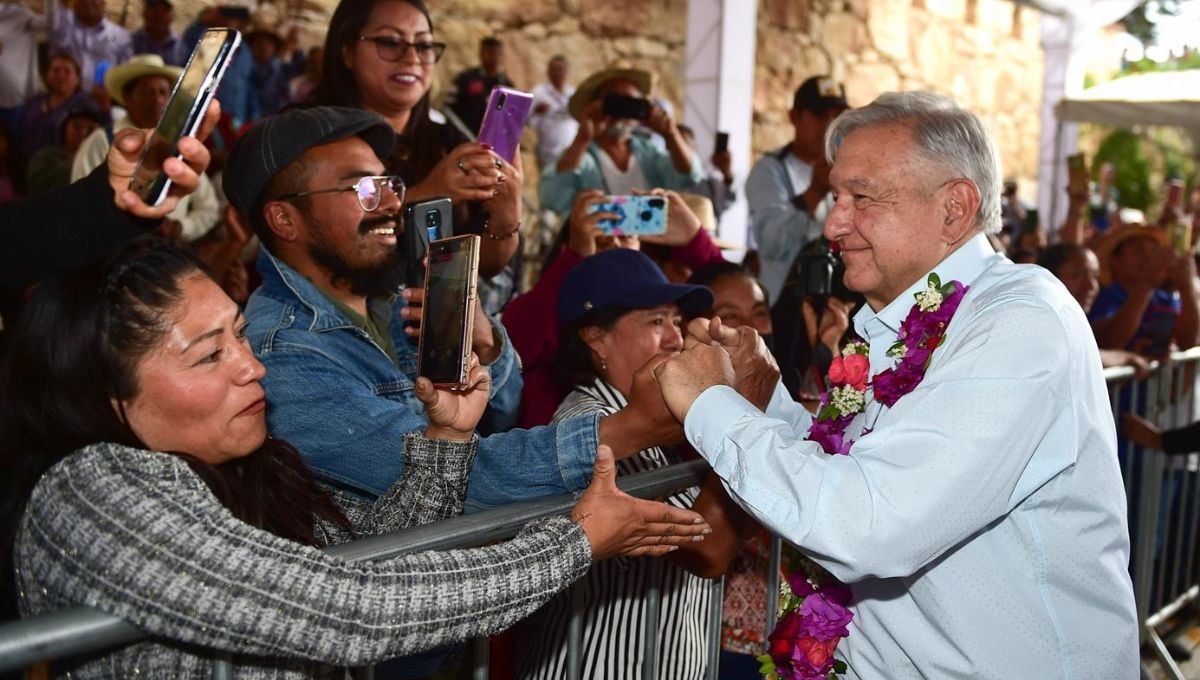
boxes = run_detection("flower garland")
[758,273,969,680]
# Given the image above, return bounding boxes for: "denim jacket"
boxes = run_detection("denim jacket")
[245,249,599,510]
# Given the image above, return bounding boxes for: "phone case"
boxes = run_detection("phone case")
[417,235,480,388]
[587,195,670,236]
[476,87,533,163]
[402,197,452,288]
[130,28,241,206]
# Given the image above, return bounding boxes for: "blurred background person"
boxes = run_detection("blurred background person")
[16,53,105,163]
[25,101,104,196]
[131,0,187,67]
[529,54,577,170]
[445,35,514,134]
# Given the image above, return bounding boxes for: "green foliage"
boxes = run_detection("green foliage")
[1118,0,1184,45]
[1094,130,1152,210]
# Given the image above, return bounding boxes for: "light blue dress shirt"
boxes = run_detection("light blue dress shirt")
[684,234,1139,679]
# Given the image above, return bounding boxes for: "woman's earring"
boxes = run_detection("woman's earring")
[600,356,608,372]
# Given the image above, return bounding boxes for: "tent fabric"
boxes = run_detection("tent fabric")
[1056,70,1200,130]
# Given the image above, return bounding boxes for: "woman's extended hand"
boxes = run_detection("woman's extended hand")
[109,100,219,219]
[571,445,711,560]
[416,353,490,441]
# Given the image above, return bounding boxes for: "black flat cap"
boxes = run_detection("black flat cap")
[223,106,395,221]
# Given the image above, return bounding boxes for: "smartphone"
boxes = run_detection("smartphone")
[601,93,652,121]
[129,28,241,206]
[714,131,729,155]
[402,197,452,288]
[477,86,533,163]
[586,195,669,236]
[1067,153,1088,196]
[418,235,480,388]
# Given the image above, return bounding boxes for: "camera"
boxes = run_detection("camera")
[793,238,836,298]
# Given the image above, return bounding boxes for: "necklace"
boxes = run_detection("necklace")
[806,273,969,455]
[758,273,969,680]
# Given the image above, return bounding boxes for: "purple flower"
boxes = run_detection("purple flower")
[797,588,854,641]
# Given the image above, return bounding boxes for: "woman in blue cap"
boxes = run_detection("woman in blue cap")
[517,248,753,680]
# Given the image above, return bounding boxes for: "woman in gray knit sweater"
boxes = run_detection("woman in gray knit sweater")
[0,239,710,678]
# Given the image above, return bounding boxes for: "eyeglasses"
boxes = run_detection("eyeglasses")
[358,36,446,64]
[275,175,406,212]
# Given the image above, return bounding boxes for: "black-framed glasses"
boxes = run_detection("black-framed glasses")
[275,175,406,212]
[358,36,446,64]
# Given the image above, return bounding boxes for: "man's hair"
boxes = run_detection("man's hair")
[825,91,1003,235]
[481,36,503,49]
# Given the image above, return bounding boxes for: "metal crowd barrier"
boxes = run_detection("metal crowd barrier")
[3,351,1200,678]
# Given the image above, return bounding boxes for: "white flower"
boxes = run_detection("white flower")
[842,340,869,357]
[886,343,908,359]
[830,385,865,414]
[915,280,944,312]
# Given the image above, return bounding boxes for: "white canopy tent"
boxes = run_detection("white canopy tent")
[1056,69,1200,136]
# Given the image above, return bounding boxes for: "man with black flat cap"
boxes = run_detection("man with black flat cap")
[746,75,850,305]
[228,106,686,521]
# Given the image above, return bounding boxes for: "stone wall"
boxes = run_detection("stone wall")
[126,0,1045,184]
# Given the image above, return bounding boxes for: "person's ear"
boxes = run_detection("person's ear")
[941,179,980,244]
[580,324,609,358]
[263,200,300,243]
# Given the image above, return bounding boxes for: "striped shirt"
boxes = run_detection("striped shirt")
[517,378,715,679]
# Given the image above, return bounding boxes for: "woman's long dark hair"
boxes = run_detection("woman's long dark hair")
[551,306,630,390]
[0,238,349,620]
[310,0,447,182]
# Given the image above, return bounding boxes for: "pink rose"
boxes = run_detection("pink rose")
[827,353,869,391]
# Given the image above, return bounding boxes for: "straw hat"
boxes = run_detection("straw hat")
[1093,223,1168,286]
[678,192,742,250]
[567,65,655,121]
[105,54,183,106]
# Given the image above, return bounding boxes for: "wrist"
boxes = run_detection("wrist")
[483,218,521,241]
[423,425,474,442]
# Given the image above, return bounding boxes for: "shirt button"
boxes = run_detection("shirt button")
[694,434,704,445]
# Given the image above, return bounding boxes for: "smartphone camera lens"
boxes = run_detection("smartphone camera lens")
[497,93,506,110]
[647,198,665,208]
[425,210,440,228]
[639,210,653,222]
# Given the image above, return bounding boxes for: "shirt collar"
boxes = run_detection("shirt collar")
[853,231,997,343]
[257,248,398,332]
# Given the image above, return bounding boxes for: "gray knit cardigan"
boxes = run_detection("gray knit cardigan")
[14,434,592,678]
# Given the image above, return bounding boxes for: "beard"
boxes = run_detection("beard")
[307,212,407,299]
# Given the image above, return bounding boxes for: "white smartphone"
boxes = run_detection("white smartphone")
[129,28,241,206]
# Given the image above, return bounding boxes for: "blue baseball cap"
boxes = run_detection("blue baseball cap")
[557,249,714,326]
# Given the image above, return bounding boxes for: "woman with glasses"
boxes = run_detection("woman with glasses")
[0,237,711,677]
[311,0,523,281]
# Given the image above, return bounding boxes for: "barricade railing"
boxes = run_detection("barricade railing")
[3,350,1200,678]
[1112,347,1200,680]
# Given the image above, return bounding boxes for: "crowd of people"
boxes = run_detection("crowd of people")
[0,0,1185,678]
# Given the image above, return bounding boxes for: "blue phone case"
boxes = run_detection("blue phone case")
[476,87,533,163]
[586,195,670,236]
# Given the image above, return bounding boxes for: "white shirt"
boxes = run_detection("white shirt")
[529,81,577,169]
[0,5,45,107]
[684,233,1139,679]
[595,145,647,197]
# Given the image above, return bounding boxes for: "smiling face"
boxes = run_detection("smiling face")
[281,137,406,297]
[584,303,684,397]
[825,123,959,311]
[121,275,268,464]
[709,274,772,336]
[345,0,434,119]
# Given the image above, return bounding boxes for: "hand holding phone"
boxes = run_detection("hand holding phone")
[477,86,533,163]
[418,235,481,388]
[585,195,669,236]
[129,28,241,206]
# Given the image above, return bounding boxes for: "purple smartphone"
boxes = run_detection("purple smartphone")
[476,86,533,163]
